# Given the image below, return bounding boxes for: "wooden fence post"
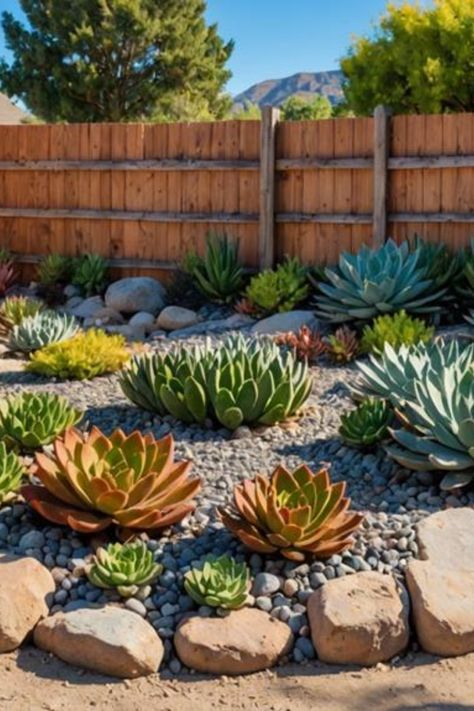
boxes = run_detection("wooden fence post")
[259,106,280,268]
[373,105,391,247]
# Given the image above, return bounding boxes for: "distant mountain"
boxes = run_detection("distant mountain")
[232,71,344,110]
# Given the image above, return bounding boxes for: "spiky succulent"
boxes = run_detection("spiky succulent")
[37,254,72,287]
[184,555,250,609]
[275,326,326,363]
[219,465,363,561]
[315,239,446,324]
[339,399,393,448]
[182,234,244,304]
[360,310,434,355]
[0,392,83,451]
[86,541,162,597]
[0,442,25,502]
[22,428,201,534]
[72,254,108,297]
[0,296,45,332]
[120,334,312,430]
[9,311,79,352]
[324,326,359,363]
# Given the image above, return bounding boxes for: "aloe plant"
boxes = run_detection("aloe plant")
[184,556,250,609]
[339,399,393,448]
[183,234,244,304]
[86,541,162,597]
[0,296,45,330]
[120,334,312,430]
[9,311,79,352]
[0,442,25,502]
[72,253,108,296]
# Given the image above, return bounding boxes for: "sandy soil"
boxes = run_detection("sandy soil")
[1,647,473,711]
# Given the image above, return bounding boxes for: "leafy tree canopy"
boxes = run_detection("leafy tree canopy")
[0,0,233,122]
[281,94,333,121]
[341,0,474,115]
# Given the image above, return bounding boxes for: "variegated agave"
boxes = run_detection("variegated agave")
[120,335,312,430]
[315,239,446,324]
[9,311,79,352]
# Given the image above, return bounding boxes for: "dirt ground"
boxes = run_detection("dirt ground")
[0,647,473,711]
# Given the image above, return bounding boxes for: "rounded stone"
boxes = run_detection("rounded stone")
[105,277,166,315]
[252,572,281,597]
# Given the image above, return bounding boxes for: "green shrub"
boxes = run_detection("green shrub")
[244,258,309,316]
[72,253,108,296]
[360,310,434,355]
[184,556,250,609]
[26,329,130,380]
[339,399,393,448]
[183,234,244,304]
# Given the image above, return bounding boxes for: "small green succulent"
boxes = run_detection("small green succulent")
[37,254,73,287]
[339,399,393,448]
[360,310,434,355]
[244,258,309,316]
[72,253,108,296]
[86,541,162,597]
[0,442,25,502]
[182,234,244,304]
[9,311,80,352]
[0,392,83,450]
[184,555,250,609]
[0,296,45,328]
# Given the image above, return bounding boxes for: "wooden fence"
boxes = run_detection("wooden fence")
[0,108,473,281]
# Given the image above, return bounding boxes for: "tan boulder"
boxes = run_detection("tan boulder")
[307,572,409,666]
[174,608,293,675]
[406,559,474,657]
[34,606,163,678]
[0,555,55,652]
[156,306,200,331]
[415,508,474,569]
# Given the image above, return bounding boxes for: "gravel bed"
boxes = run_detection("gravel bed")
[0,331,472,672]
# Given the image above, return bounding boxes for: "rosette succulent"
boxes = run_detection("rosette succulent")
[120,335,312,430]
[184,556,250,609]
[9,311,79,352]
[244,258,309,316]
[0,296,45,331]
[315,239,446,324]
[0,392,83,450]
[360,310,434,355]
[324,326,359,363]
[275,326,326,363]
[219,465,363,561]
[339,399,393,448]
[72,253,108,297]
[22,428,201,534]
[86,541,162,597]
[0,442,25,502]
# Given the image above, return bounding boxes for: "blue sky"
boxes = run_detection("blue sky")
[0,0,431,95]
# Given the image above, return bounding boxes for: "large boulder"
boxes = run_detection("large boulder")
[68,295,105,319]
[156,306,200,331]
[174,608,293,675]
[307,572,410,666]
[415,508,474,569]
[105,277,166,315]
[34,606,163,678]
[251,310,319,336]
[0,555,55,652]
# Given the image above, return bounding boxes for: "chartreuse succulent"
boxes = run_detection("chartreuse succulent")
[0,392,82,450]
[339,399,393,448]
[86,541,162,598]
[219,465,363,561]
[0,296,45,331]
[37,254,73,287]
[183,234,244,304]
[243,258,309,316]
[360,310,434,355]
[184,556,250,609]
[0,442,25,502]
[26,329,130,380]
[315,239,446,324]
[72,253,108,296]
[22,428,201,534]
[9,311,79,352]
[120,335,312,430]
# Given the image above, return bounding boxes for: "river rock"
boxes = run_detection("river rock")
[307,572,410,666]
[415,508,474,569]
[128,311,156,333]
[34,606,163,678]
[69,295,105,319]
[174,608,293,675]
[84,306,125,328]
[156,306,200,331]
[0,555,55,652]
[105,277,165,315]
[251,310,319,336]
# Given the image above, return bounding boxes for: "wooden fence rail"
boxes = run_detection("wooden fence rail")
[0,108,473,279]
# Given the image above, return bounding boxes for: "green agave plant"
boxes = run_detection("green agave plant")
[0,392,83,450]
[86,541,162,598]
[183,234,244,304]
[184,555,250,609]
[72,253,108,297]
[9,311,79,352]
[120,335,312,430]
[315,239,446,324]
[360,310,434,355]
[339,399,393,448]
[37,254,73,287]
[0,442,25,502]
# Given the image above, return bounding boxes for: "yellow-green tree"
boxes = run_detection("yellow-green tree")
[341,0,474,115]
[281,95,333,121]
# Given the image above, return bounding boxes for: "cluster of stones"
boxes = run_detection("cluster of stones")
[0,508,472,680]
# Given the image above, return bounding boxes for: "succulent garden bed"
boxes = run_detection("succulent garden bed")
[0,236,473,680]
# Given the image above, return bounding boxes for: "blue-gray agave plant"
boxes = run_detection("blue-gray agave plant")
[9,311,79,352]
[315,239,446,324]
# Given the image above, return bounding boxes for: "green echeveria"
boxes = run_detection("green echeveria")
[86,541,162,598]
[184,555,250,609]
[315,239,446,324]
[120,334,312,430]
[0,442,25,502]
[0,392,83,450]
[339,399,393,448]
[9,311,79,352]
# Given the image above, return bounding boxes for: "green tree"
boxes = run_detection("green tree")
[341,0,474,115]
[0,0,233,122]
[231,101,262,121]
[281,94,333,121]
